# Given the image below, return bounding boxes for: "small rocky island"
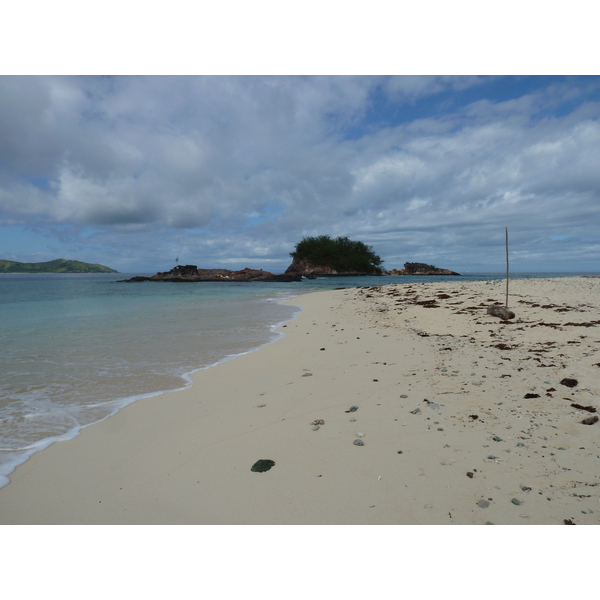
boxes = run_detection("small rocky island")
[121,241,460,283]
[122,264,302,283]
[285,235,384,277]
[388,262,461,276]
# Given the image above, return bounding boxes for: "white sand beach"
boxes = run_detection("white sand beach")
[1,277,599,524]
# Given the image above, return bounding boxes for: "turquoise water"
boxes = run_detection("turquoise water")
[0,273,308,487]
[0,271,593,487]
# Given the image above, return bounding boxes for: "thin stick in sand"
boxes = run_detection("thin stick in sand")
[505,226,509,309]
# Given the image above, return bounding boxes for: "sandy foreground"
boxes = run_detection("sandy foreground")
[1,277,599,525]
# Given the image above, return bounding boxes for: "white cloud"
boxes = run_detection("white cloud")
[0,75,599,272]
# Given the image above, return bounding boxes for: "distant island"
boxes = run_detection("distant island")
[285,235,384,276]
[0,258,118,274]
[120,241,461,284]
[122,265,301,283]
[388,262,461,276]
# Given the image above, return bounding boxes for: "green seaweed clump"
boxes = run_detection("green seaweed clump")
[251,459,275,473]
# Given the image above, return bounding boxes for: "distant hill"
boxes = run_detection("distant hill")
[0,258,118,273]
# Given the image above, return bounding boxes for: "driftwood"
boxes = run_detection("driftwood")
[487,305,515,320]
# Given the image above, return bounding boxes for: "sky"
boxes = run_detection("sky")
[1,74,599,274]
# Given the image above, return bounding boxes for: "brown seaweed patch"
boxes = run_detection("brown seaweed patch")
[571,403,597,413]
[415,300,439,308]
[494,343,516,350]
[560,378,578,388]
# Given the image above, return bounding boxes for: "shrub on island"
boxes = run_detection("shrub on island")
[286,235,384,276]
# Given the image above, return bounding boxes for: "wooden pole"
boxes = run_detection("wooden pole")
[505,227,509,308]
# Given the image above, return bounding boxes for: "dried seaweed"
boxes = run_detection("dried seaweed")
[571,403,597,413]
[560,378,578,388]
[564,321,600,327]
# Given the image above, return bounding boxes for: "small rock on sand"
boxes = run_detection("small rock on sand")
[251,459,275,473]
[487,305,515,320]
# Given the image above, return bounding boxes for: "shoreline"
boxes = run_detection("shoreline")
[0,295,304,490]
[1,277,599,524]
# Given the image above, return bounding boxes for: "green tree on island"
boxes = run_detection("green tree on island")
[290,235,383,274]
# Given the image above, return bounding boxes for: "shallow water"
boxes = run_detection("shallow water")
[0,273,308,486]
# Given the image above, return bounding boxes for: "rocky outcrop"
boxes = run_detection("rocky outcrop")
[121,265,302,283]
[284,257,380,277]
[389,262,461,276]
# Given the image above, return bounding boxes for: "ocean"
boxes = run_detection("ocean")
[0,270,590,487]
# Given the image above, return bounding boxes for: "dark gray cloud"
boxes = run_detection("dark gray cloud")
[1,75,599,272]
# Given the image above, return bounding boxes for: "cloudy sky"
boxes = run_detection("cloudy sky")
[1,74,599,274]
